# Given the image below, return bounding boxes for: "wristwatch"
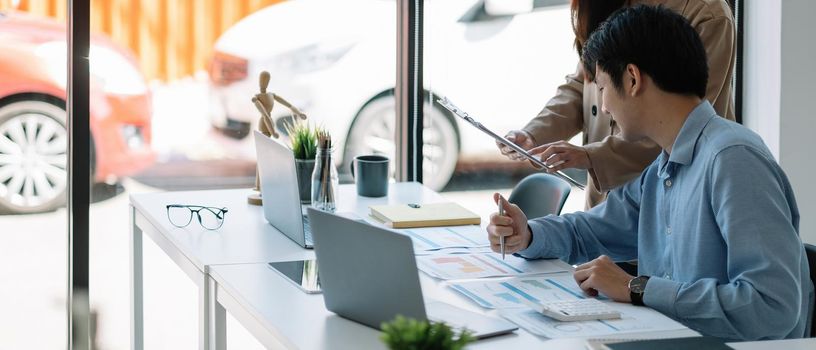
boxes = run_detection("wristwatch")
[628,275,650,306]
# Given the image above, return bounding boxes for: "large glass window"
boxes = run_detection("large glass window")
[1,0,742,348]
[0,4,69,348]
[422,0,585,214]
[423,0,741,215]
[86,0,397,348]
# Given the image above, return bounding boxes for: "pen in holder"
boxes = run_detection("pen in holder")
[311,130,338,212]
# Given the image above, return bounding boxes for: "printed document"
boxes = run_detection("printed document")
[449,273,595,309]
[417,254,570,280]
[449,272,687,338]
[413,246,493,256]
[401,225,489,251]
[500,306,687,339]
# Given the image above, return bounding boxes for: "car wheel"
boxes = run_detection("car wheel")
[0,100,68,214]
[343,95,459,191]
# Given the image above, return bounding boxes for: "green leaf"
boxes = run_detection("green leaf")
[380,315,475,350]
[284,120,319,160]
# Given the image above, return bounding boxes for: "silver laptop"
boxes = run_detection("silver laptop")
[307,207,518,339]
[254,131,313,248]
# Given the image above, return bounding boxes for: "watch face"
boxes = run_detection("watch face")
[629,276,649,294]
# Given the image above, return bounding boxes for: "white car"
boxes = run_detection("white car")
[208,0,576,190]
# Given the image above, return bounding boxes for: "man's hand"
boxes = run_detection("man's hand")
[528,141,591,173]
[486,193,532,254]
[573,255,634,302]
[498,130,536,161]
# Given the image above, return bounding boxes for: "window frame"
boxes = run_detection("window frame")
[68,0,92,348]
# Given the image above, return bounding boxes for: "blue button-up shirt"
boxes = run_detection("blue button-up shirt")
[518,101,813,340]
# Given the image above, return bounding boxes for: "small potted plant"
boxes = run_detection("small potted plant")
[380,315,475,350]
[285,121,319,203]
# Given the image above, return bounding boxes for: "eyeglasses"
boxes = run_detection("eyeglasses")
[166,204,228,230]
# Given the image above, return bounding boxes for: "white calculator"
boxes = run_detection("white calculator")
[521,298,621,322]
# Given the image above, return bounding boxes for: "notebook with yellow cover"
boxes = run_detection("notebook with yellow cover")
[369,203,481,228]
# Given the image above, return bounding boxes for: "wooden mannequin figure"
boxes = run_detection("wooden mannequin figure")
[248,70,309,205]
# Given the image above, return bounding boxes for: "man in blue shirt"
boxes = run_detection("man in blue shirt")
[488,5,813,340]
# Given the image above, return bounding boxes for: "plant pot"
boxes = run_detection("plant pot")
[295,159,316,204]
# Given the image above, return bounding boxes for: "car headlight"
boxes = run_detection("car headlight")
[278,42,354,74]
[35,41,148,95]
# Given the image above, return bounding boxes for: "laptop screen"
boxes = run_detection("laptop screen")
[254,131,308,247]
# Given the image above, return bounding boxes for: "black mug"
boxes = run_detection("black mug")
[351,155,389,197]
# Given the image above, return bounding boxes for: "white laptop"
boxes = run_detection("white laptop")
[254,130,313,249]
[307,207,518,339]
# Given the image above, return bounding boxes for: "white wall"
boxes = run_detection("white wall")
[744,0,816,244]
[742,1,780,155]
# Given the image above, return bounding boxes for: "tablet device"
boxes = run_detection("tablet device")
[437,97,586,190]
[267,260,321,294]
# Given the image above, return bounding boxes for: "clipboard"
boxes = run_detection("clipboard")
[437,97,586,190]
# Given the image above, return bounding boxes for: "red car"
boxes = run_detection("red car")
[0,11,154,213]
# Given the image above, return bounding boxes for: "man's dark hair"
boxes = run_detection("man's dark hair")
[581,5,708,98]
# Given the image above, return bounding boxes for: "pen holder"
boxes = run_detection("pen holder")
[311,147,338,212]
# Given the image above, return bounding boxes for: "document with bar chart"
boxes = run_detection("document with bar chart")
[413,247,493,256]
[416,254,570,280]
[400,225,490,251]
[448,273,592,309]
[499,302,687,338]
[448,273,688,338]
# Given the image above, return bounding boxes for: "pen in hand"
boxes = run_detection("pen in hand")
[498,194,506,260]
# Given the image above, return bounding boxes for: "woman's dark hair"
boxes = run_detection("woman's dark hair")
[571,0,626,57]
[581,5,709,98]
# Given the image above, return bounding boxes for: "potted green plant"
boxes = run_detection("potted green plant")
[285,121,319,203]
[380,316,475,350]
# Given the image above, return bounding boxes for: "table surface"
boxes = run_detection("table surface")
[210,261,816,349]
[209,262,700,350]
[133,183,814,349]
[129,182,443,270]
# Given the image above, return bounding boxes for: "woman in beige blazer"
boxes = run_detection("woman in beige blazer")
[499,0,736,209]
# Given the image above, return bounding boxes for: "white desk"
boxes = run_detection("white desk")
[129,182,442,350]
[130,182,813,350]
[209,263,697,350]
[207,260,816,350]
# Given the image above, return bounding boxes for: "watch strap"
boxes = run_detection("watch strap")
[629,276,650,306]
[631,289,645,306]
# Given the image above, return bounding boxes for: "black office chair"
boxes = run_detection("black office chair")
[508,173,572,218]
[805,243,816,337]
[508,173,642,275]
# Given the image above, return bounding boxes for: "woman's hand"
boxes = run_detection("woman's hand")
[528,141,591,173]
[497,130,536,161]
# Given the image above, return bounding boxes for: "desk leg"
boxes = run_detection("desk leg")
[198,272,209,350]
[129,205,144,350]
[209,276,226,350]
[199,272,226,350]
